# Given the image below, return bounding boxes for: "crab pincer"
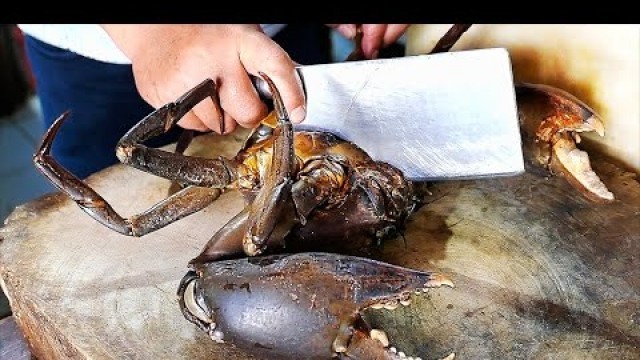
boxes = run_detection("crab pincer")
[516,83,614,202]
[178,253,453,360]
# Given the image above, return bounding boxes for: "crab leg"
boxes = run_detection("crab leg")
[242,72,298,256]
[188,208,249,265]
[33,112,223,236]
[116,78,238,188]
[186,72,300,261]
[33,113,220,236]
[32,78,242,236]
[167,129,197,195]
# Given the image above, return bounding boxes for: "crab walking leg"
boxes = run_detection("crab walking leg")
[34,112,224,236]
[344,25,364,61]
[188,208,249,265]
[174,129,196,156]
[116,78,238,188]
[242,72,297,256]
[121,186,221,236]
[167,129,196,195]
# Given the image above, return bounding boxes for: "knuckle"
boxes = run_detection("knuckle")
[235,105,267,127]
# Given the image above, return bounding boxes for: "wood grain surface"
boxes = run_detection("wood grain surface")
[1,130,638,360]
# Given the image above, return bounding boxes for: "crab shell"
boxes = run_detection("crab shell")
[178,253,453,360]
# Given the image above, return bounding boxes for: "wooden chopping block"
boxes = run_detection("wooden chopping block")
[1,129,639,359]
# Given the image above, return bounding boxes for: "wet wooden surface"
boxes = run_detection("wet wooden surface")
[0,130,638,360]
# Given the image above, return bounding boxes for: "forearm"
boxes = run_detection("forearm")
[101,24,201,62]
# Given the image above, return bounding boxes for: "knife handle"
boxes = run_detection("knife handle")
[251,71,309,108]
[251,75,273,101]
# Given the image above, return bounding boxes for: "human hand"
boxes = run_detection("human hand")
[102,24,306,134]
[327,24,411,59]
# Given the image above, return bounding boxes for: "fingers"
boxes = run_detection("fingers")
[222,112,238,134]
[196,65,268,130]
[381,24,411,47]
[326,24,357,39]
[361,24,387,59]
[176,111,212,132]
[238,32,306,124]
[177,109,238,135]
[128,25,308,134]
[359,24,411,59]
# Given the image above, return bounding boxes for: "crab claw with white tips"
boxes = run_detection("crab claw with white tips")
[516,83,614,202]
[178,252,453,360]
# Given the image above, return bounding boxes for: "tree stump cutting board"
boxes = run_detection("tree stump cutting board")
[1,130,638,360]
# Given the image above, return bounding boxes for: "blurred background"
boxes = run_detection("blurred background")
[0,25,52,320]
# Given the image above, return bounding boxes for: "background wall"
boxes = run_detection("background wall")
[407,24,640,173]
[0,98,52,318]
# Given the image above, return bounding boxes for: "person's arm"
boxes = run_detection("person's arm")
[101,24,306,134]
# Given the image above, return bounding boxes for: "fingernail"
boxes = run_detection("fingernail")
[290,105,306,123]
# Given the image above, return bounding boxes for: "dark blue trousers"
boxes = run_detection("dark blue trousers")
[25,25,331,178]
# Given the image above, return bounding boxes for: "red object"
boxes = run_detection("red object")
[11,25,36,91]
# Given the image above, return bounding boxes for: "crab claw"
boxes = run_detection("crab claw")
[516,83,614,202]
[178,253,453,360]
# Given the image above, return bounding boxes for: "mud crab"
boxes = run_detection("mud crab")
[33,24,614,360]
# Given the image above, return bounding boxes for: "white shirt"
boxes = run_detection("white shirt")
[18,24,287,65]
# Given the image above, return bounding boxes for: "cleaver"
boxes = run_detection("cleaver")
[254,47,524,181]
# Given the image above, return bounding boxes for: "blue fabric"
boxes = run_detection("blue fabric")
[24,25,332,179]
[25,35,160,178]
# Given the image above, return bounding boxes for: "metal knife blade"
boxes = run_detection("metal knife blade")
[254,48,524,181]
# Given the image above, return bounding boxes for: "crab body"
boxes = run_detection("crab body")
[232,124,417,254]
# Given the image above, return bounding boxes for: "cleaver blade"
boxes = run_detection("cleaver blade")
[255,47,524,181]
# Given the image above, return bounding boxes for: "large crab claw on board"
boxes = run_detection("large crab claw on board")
[178,253,454,360]
[516,83,614,202]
